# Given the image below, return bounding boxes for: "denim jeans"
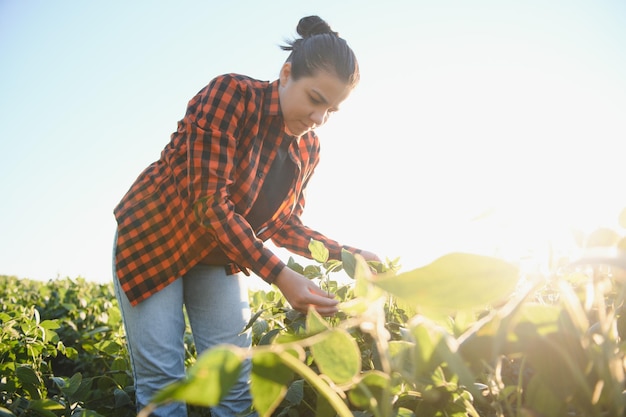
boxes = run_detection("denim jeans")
[113,243,255,417]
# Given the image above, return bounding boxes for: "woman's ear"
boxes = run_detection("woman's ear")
[279,62,292,86]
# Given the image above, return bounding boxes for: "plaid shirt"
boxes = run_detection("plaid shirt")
[114,74,358,305]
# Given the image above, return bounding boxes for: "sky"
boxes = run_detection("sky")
[1,0,625,287]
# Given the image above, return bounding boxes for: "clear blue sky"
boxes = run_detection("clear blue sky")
[1,0,625,284]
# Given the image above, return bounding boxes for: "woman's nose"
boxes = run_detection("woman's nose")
[310,110,328,126]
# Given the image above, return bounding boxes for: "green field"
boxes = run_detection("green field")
[3,239,626,417]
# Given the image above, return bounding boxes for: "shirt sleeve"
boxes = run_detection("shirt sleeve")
[186,75,285,282]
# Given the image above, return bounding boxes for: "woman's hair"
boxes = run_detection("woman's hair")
[281,16,359,88]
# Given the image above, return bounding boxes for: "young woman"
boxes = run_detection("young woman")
[113,15,379,417]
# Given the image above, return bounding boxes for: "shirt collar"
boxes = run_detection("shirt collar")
[264,78,305,144]
[264,79,281,116]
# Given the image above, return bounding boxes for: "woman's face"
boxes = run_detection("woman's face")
[278,62,352,138]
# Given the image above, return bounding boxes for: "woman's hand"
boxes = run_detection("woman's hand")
[274,267,339,316]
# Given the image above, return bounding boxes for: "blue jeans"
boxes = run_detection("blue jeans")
[113,247,255,417]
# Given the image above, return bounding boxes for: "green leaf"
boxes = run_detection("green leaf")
[339,297,371,316]
[258,328,282,346]
[94,340,123,356]
[309,239,329,263]
[151,346,243,407]
[16,365,43,399]
[341,250,357,278]
[306,308,330,335]
[71,409,106,417]
[409,318,444,377]
[353,253,373,282]
[373,252,519,311]
[315,392,336,417]
[311,328,361,387]
[396,407,416,417]
[51,376,66,389]
[85,326,111,338]
[63,373,83,397]
[39,320,60,330]
[26,399,64,417]
[525,375,567,417]
[513,303,561,338]
[287,256,305,274]
[107,305,122,327]
[114,388,132,408]
[303,265,322,279]
[409,316,480,401]
[306,309,361,385]
[60,345,79,360]
[323,259,343,274]
[276,349,353,417]
[0,406,16,417]
[348,371,390,411]
[251,351,294,417]
[352,270,371,299]
[388,340,414,374]
[339,264,385,316]
[284,379,304,405]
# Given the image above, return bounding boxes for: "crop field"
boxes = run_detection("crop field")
[2,235,626,417]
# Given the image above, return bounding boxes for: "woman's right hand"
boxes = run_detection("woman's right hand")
[273,267,339,317]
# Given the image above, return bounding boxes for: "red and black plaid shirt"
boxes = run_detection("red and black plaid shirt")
[114,74,358,305]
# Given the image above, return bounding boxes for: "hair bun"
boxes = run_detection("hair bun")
[297,15,338,38]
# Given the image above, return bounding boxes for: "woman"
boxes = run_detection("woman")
[113,15,379,417]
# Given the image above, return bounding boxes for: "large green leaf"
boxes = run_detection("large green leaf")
[310,328,361,387]
[307,307,360,386]
[373,252,519,311]
[151,346,242,406]
[251,351,294,417]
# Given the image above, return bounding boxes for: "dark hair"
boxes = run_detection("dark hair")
[281,16,359,88]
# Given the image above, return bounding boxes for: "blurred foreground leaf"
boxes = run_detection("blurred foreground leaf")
[151,346,242,407]
[251,351,294,417]
[372,253,519,311]
[308,309,361,386]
